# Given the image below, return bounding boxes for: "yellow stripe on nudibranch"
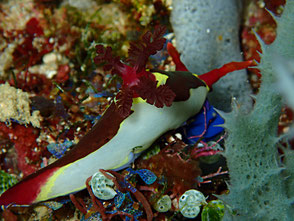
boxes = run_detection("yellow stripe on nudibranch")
[132,72,168,105]
[193,73,210,91]
[133,97,146,105]
[35,165,71,202]
[153,72,168,86]
[110,153,133,170]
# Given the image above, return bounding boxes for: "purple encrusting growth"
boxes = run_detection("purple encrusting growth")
[179,100,224,145]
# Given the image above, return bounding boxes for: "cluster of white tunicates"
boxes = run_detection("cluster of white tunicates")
[90,171,117,200]
[154,195,172,212]
[179,189,206,218]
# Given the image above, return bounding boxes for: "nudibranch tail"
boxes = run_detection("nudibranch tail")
[198,60,254,88]
[0,167,57,206]
[0,102,126,206]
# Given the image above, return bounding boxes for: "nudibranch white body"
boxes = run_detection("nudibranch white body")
[35,72,208,203]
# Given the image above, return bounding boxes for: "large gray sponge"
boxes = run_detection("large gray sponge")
[171,0,252,111]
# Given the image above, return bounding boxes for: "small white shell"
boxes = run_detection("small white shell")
[179,189,206,218]
[90,171,117,200]
[154,195,172,212]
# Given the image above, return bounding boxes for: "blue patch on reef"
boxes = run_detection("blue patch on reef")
[125,168,157,185]
[179,100,224,144]
[47,139,73,159]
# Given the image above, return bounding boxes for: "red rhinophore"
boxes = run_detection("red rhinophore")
[167,42,188,71]
[198,60,255,88]
[0,167,57,206]
[166,43,254,88]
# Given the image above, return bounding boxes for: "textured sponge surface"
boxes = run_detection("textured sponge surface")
[218,1,294,220]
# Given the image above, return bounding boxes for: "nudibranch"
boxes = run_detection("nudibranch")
[0,30,253,206]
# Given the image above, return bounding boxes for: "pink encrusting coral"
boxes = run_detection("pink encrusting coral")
[0,123,42,176]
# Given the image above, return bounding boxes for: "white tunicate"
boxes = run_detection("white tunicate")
[154,195,172,212]
[90,171,117,200]
[180,205,200,219]
[179,189,206,218]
